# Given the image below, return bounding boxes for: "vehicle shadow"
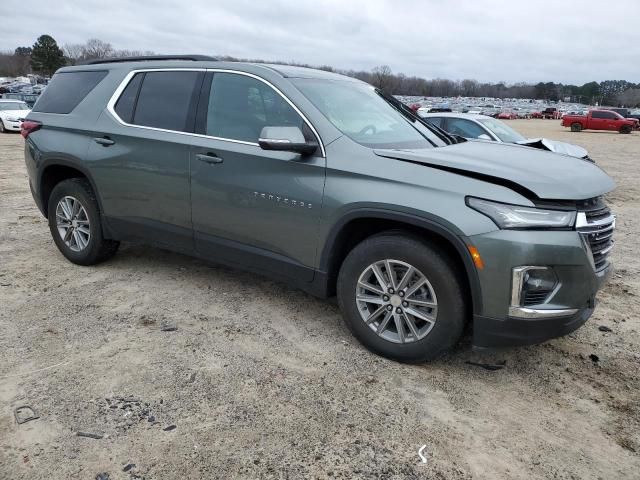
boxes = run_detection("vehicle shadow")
[105,242,553,374]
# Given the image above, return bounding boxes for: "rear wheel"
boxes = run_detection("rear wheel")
[337,233,467,363]
[619,125,632,134]
[47,178,119,265]
[571,123,582,132]
[0,120,5,133]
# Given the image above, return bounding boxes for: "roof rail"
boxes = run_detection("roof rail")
[83,55,218,65]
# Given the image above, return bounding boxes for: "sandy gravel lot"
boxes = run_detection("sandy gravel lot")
[1,120,639,479]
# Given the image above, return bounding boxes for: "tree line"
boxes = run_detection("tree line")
[1,35,639,107]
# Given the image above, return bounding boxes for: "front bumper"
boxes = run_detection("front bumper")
[473,305,594,349]
[2,119,21,131]
[468,229,612,348]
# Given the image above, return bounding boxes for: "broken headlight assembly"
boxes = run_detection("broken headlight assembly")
[467,197,576,229]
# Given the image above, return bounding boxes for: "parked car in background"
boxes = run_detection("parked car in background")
[23,56,615,362]
[628,109,640,123]
[2,92,40,108]
[541,107,560,119]
[428,106,452,113]
[561,110,637,133]
[606,107,629,118]
[497,111,517,120]
[420,113,592,160]
[0,99,31,132]
[606,107,640,127]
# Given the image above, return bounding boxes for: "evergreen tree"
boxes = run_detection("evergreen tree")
[30,35,66,76]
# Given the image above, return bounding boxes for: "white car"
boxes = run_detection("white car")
[419,112,592,161]
[0,99,31,133]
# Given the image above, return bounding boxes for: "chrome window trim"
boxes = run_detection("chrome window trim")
[105,67,326,157]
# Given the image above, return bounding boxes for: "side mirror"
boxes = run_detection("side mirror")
[258,126,318,155]
[478,134,492,140]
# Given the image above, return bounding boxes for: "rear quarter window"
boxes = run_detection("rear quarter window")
[32,70,108,114]
[114,73,143,123]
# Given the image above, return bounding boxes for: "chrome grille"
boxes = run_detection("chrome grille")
[577,203,615,271]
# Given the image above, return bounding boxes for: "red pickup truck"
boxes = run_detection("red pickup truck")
[562,109,637,133]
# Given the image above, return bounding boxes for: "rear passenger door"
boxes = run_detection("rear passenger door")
[189,71,326,282]
[589,111,607,130]
[87,69,204,252]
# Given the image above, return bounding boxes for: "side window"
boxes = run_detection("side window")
[602,111,617,119]
[32,70,108,114]
[130,71,201,132]
[114,73,143,123]
[591,111,604,119]
[206,73,304,143]
[423,117,443,128]
[445,118,487,139]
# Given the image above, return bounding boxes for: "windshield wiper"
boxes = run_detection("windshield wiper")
[375,90,462,145]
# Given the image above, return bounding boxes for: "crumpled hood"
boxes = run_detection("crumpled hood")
[374,141,615,200]
[516,137,588,159]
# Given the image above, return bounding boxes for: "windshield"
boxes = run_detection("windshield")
[293,79,440,149]
[477,117,526,143]
[0,101,29,111]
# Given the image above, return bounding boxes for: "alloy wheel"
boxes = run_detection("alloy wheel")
[356,259,438,344]
[55,196,91,252]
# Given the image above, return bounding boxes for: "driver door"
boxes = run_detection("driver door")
[189,71,325,282]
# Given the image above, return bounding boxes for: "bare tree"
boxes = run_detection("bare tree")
[82,38,114,61]
[114,49,156,57]
[618,88,640,108]
[63,43,85,65]
[372,65,394,91]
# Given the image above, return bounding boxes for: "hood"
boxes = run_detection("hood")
[374,141,615,200]
[0,109,30,118]
[516,138,588,159]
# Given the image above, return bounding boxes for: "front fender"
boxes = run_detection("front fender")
[317,207,483,315]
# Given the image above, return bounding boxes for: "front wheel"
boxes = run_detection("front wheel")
[337,233,467,363]
[570,123,582,132]
[619,125,632,134]
[0,120,5,133]
[47,178,119,265]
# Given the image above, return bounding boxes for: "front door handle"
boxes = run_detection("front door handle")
[93,137,115,146]
[196,153,223,165]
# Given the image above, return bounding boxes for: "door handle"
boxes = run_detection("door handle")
[196,153,223,165]
[93,137,115,146]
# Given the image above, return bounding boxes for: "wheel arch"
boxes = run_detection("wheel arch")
[38,159,104,219]
[318,209,483,315]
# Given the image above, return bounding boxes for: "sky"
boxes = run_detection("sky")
[2,0,638,85]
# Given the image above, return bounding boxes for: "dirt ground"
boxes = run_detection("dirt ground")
[0,120,638,479]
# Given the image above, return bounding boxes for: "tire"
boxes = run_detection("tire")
[337,232,467,363]
[619,125,632,134]
[47,178,119,265]
[0,120,5,133]
[570,123,582,132]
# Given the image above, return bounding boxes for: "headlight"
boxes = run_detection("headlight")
[7,117,19,122]
[467,197,576,229]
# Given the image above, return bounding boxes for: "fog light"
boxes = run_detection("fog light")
[523,269,557,292]
[511,266,558,307]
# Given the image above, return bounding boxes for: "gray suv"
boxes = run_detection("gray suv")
[23,56,615,362]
